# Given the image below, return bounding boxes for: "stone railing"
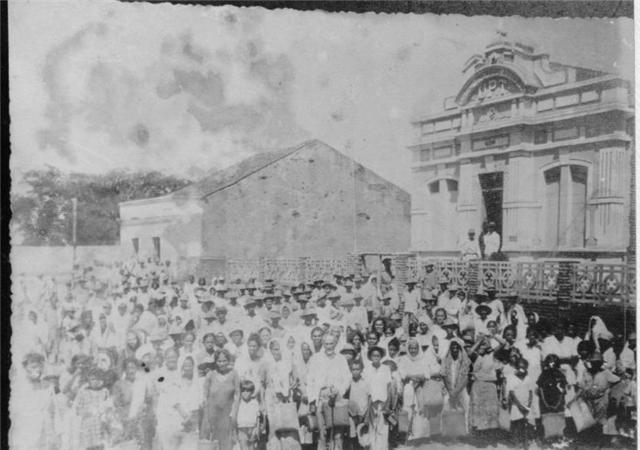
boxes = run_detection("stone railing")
[217,255,635,306]
[413,257,635,305]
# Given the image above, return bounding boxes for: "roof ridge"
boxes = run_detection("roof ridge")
[199,140,324,199]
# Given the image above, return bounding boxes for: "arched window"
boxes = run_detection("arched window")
[543,164,588,247]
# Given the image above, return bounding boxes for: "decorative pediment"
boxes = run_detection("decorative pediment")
[456,66,528,106]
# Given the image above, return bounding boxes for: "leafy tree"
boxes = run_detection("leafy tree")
[11,168,190,245]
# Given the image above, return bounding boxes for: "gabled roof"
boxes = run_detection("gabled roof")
[171,140,322,200]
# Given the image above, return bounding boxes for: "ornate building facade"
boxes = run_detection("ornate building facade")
[409,36,634,261]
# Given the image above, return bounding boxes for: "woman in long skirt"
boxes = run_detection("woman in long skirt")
[200,349,240,449]
[440,339,471,436]
[469,338,499,432]
[398,339,437,442]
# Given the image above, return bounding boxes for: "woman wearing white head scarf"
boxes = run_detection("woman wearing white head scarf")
[398,339,439,441]
[292,341,315,446]
[505,303,528,344]
[282,332,303,366]
[585,316,614,352]
[440,338,471,436]
[264,338,294,443]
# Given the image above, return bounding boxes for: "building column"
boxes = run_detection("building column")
[503,151,538,250]
[457,159,481,236]
[592,147,627,248]
[558,164,571,247]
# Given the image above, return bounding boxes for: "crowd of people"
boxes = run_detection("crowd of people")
[11,257,637,450]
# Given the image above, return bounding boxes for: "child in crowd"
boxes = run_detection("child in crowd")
[74,368,113,450]
[507,358,534,450]
[236,380,261,450]
[346,359,370,450]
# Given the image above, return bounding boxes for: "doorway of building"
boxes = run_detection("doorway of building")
[479,172,504,236]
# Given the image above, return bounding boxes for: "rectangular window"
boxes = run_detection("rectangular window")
[553,126,579,141]
[433,145,452,159]
[534,129,548,144]
[420,149,430,161]
[434,119,451,132]
[132,238,139,254]
[429,181,440,194]
[472,134,510,151]
[422,122,434,135]
[537,98,554,111]
[555,93,580,108]
[581,90,600,104]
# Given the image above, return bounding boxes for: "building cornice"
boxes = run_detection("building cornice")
[410,132,631,170]
[410,103,633,148]
[120,213,201,226]
[411,74,629,125]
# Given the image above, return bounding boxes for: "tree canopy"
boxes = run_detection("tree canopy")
[11,169,190,245]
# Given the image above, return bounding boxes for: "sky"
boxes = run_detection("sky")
[9,1,634,191]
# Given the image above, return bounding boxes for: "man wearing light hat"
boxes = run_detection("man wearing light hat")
[294,307,318,342]
[339,296,356,326]
[314,292,332,326]
[227,326,248,360]
[214,284,228,304]
[240,297,267,335]
[402,279,421,317]
[194,294,215,332]
[225,290,243,322]
[341,278,355,307]
[199,308,218,337]
[213,305,232,337]
[438,282,462,324]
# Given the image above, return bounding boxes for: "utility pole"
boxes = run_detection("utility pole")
[71,197,77,286]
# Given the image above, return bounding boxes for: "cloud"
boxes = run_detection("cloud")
[34,6,308,178]
[38,22,109,162]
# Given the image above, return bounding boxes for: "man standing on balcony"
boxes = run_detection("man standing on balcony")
[460,228,482,261]
[483,222,502,260]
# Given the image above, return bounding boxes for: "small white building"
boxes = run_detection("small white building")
[118,192,203,272]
